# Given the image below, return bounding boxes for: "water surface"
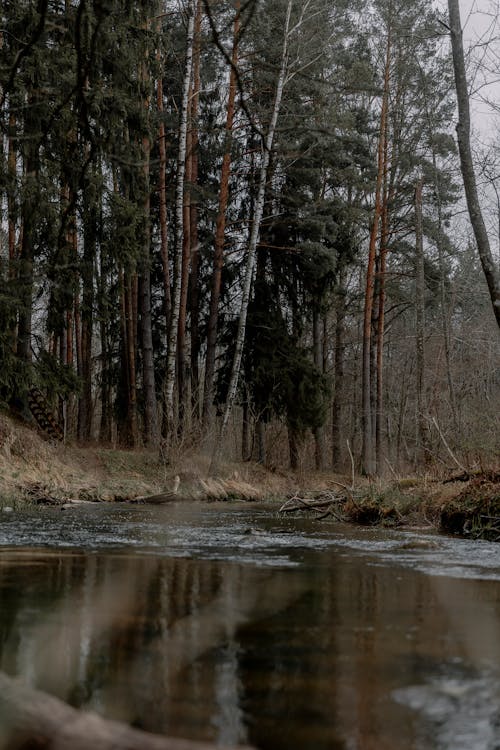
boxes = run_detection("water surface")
[1,502,500,749]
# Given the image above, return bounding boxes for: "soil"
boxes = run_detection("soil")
[0,412,498,540]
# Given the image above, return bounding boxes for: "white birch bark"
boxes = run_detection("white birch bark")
[210,0,294,472]
[163,0,196,448]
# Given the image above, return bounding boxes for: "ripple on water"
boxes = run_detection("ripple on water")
[1,505,500,580]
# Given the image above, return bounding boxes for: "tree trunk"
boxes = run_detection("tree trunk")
[202,1,240,431]
[140,57,160,446]
[431,149,458,430]
[188,0,203,419]
[375,131,390,474]
[163,0,196,453]
[312,308,325,470]
[210,0,293,473]
[17,138,38,374]
[157,48,171,337]
[362,27,391,476]
[125,270,139,447]
[7,110,17,276]
[77,191,96,442]
[177,122,192,435]
[97,243,112,444]
[414,178,428,465]
[331,271,346,469]
[447,0,500,329]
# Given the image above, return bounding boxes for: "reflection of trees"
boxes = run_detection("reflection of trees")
[0,552,308,747]
[3,542,500,750]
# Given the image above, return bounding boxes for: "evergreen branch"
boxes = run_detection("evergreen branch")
[0,0,49,110]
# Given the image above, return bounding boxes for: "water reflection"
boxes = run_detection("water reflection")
[0,551,310,746]
[1,507,500,749]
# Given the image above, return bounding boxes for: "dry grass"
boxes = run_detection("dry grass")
[0,413,308,505]
[1,413,497,537]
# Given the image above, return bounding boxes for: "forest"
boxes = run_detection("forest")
[1,0,499,477]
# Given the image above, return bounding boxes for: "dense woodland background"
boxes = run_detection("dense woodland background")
[0,0,499,475]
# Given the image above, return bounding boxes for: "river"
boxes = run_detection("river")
[1,501,500,749]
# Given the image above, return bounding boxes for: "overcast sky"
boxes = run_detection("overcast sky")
[458,0,500,140]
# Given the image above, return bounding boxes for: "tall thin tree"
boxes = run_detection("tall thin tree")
[210,0,294,472]
[447,0,500,329]
[162,0,196,454]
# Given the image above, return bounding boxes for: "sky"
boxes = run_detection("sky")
[458,0,500,141]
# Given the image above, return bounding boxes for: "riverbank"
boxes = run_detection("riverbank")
[0,413,498,539]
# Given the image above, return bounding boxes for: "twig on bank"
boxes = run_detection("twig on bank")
[347,440,355,489]
[430,416,468,474]
[279,496,340,513]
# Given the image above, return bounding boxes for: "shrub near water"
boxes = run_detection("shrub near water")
[440,473,500,540]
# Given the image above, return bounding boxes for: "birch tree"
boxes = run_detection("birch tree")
[210,0,294,472]
[162,0,196,455]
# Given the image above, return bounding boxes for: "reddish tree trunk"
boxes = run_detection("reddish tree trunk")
[202,2,240,429]
[362,28,391,476]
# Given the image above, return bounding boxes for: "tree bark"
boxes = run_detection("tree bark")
[312,308,325,470]
[125,271,139,447]
[447,0,500,329]
[361,26,391,476]
[431,149,458,430]
[331,271,346,469]
[7,110,17,276]
[17,135,38,371]
[375,130,391,474]
[77,180,97,443]
[157,46,171,337]
[163,0,196,452]
[188,0,203,418]
[177,121,192,435]
[140,59,160,446]
[414,178,428,465]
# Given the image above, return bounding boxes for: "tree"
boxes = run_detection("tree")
[210,0,293,472]
[447,0,500,330]
[163,0,196,455]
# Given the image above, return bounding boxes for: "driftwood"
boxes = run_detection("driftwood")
[279,493,347,522]
[129,493,184,505]
[0,672,254,750]
[279,496,340,513]
[131,476,182,504]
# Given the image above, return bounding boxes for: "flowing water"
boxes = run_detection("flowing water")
[1,501,500,749]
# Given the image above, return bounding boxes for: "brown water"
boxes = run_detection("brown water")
[1,502,500,749]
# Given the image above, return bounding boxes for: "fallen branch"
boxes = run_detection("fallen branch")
[327,480,360,510]
[346,439,355,490]
[0,672,254,750]
[278,496,340,513]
